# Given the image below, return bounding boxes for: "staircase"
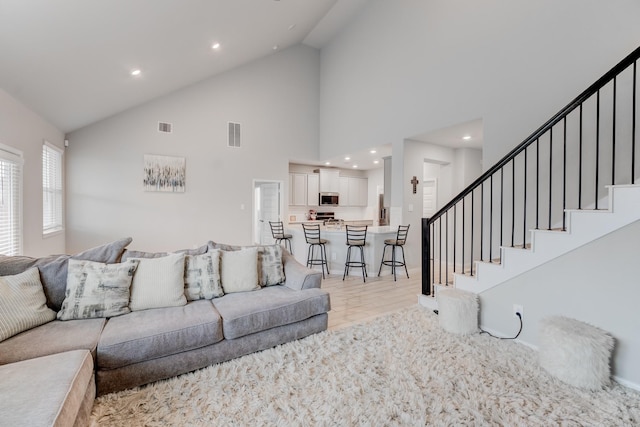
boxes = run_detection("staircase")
[421,45,640,305]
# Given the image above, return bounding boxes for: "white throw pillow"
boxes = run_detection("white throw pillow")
[57,259,139,320]
[0,268,56,342]
[184,250,223,300]
[129,253,187,311]
[220,248,260,294]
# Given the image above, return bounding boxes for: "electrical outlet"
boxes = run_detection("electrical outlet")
[513,304,523,318]
[331,252,337,261]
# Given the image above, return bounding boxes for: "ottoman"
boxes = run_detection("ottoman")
[437,288,479,335]
[539,316,614,390]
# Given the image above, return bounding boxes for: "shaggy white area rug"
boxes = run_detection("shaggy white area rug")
[90,306,640,426]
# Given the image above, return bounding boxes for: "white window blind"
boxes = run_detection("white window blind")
[42,142,63,235]
[0,145,23,255]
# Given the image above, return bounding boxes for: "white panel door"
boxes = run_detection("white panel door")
[422,178,438,218]
[254,181,281,245]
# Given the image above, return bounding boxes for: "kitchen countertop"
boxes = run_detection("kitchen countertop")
[288,224,394,234]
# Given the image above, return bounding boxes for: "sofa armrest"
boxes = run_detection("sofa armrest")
[282,250,322,290]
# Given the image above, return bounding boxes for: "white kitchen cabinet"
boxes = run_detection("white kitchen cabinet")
[319,169,340,193]
[339,176,368,206]
[339,176,350,206]
[307,173,319,206]
[348,177,368,206]
[289,173,307,206]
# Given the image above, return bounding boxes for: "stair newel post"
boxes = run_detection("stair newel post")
[422,217,432,296]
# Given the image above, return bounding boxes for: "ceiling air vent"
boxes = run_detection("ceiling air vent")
[228,122,241,147]
[158,122,172,133]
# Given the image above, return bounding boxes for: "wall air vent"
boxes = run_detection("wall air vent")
[158,122,172,133]
[228,122,241,147]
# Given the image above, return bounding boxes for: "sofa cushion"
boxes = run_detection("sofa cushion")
[220,248,260,294]
[0,317,106,365]
[57,259,139,320]
[0,350,94,427]
[212,285,331,339]
[0,268,57,342]
[184,250,224,300]
[129,253,187,311]
[0,237,133,311]
[98,300,223,369]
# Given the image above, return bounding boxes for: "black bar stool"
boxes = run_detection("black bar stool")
[302,223,329,278]
[269,221,292,253]
[378,224,410,281]
[343,225,368,282]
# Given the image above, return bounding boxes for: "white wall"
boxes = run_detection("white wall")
[66,45,320,253]
[480,220,640,387]
[0,89,66,256]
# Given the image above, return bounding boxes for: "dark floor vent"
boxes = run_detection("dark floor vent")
[228,122,241,147]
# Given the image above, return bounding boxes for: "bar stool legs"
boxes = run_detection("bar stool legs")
[343,244,367,282]
[378,225,410,281]
[306,242,329,278]
[377,243,409,281]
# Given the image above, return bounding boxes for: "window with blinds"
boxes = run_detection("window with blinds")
[0,145,23,256]
[42,142,63,235]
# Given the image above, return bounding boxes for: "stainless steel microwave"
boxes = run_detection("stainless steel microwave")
[319,192,339,206]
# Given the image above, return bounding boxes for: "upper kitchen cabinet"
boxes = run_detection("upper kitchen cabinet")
[289,173,307,206]
[339,176,368,206]
[307,173,319,206]
[319,169,340,193]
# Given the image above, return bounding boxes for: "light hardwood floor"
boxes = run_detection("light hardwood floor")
[320,267,422,330]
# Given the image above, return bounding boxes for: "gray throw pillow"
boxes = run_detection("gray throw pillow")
[0,268,57,342]
[0,237,133,311]
[57,259,139,320]
[258,245,286,286]
[122,243,209,261]
[184,250,224,300]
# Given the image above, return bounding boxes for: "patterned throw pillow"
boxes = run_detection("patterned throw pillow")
[0,268,57,342]
[258,245,285,286]
[220,247,260,294]
[129,253,187,311]
[184,250,223,300]
[57,259,139,320]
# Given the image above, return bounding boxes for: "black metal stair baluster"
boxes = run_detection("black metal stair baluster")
[536,138,540,229]
[633,61,637,182]
[500,168,504,249]
[453,204,457,274]
[445,211,448,284]
[523,147,527,248]
[579,104,583,209]
[563,117,567,231]
[481,181,484,261]
[596,89,600,209]
[462,197,465,275]
[439,217,443,284]
[612,76,617,186]
[490,175,493,262]
[511,158,515,247]
[549,129,553,230]
[471,190,474,276]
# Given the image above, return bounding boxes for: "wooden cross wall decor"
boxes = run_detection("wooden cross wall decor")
[411,176,419,194]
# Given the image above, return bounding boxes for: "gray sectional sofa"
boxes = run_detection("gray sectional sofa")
[0,238,330,426]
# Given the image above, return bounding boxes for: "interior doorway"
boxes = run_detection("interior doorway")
[253,180,283,245]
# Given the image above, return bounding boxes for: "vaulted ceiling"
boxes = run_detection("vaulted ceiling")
[0,0,367,133]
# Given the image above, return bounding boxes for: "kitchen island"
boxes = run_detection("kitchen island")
[287,225,399,278]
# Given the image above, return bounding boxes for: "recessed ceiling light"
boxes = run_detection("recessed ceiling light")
[325,161,331,166]
[344,156,351,161]
[463,135,471,140]
[212,42,220,50]
[131,69,141,77]
[373,160,379,164]
[370,149,377,154]
[353,164,358,168]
